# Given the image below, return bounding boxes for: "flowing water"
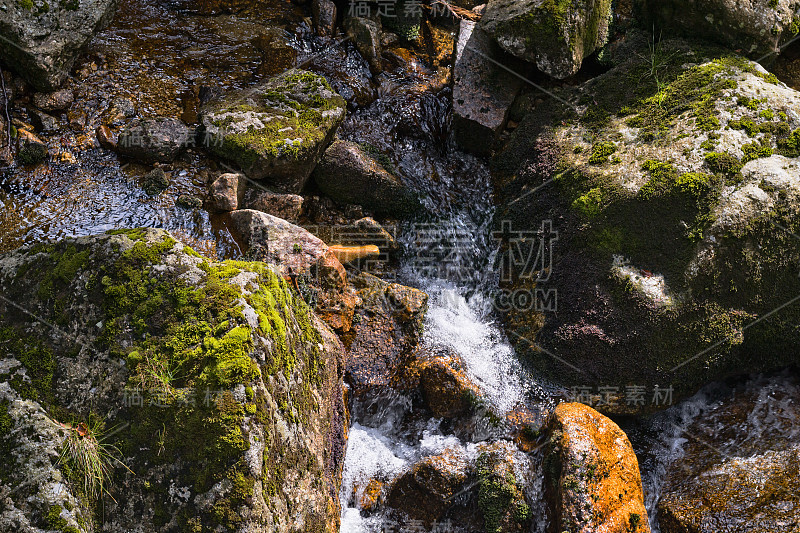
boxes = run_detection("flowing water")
[4,2,800,531]
[335,78,555,531]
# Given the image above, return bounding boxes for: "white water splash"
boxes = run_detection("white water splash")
[423,281,526,415]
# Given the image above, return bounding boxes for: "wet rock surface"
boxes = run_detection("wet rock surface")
[3,0,800,531]
[657,372,800,532]
[0,0,117,90]
[342,272,428,398]
[244,188,305,223]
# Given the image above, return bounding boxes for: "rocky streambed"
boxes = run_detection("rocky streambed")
[2,0,800,532]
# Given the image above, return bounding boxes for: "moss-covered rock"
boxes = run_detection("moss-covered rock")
[544,403,650,533]
[0,229,347,532]
[199,70,346,193]
[658,372,800,532]
[637,0,800,58]
[478,0,613,79]
[493,35,800,414]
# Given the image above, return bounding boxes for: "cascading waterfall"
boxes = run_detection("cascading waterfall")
[339,196,551,531]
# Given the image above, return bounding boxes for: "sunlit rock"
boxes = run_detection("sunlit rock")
[208,172,246,212]
[200,70,346,194]
[545,403,650,533]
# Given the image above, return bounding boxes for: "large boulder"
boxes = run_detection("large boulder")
[637,0,800,57]
[0,228,347,532]
[478,0,613,79]
[0,0,117,91]
[544,403,650,533]
[452,19,522,155]
[200,70,346,193]
[658,372,800,532]
[312,139,421,217]
[493,35,800,413]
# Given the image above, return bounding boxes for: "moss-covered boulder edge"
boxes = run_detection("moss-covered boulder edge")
[0,228,346,533]
[493,34,800,414]
[200,70,347,194]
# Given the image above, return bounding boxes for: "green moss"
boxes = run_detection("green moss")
[0,399,11,436]
[581,105,610,130]
[476,451,530,533]
[572,187,604,217]
[106,228,148,241]
[728,117,768,137]
[628,512,642,531]
[759,109,775,120]
[36,245,90,300]
[17,0,34,9]
[209,471,255,529]
[625,59,738,139]
[741,142,773,163]
[705,152,743,180]
[777,128,800,157]
[588,141,616,165]
[0,328,56,404]
[700,138,717,151]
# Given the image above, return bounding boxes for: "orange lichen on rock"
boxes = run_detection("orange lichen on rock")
[356,479,385,513]
[545,402,651,533]
[329,244,380,264]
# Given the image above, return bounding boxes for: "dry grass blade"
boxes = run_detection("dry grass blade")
[58,420,133,503]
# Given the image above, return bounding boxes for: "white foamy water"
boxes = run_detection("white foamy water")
[423,282,526,415]
[339,422,472,532]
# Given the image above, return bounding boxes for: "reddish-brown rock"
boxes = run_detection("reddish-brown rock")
[208,172,246,212]
[385,447,470,527]
[545,403,650,533]
[342,273,428,398]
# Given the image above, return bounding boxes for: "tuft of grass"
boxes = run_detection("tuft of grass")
[58,418,132,502]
